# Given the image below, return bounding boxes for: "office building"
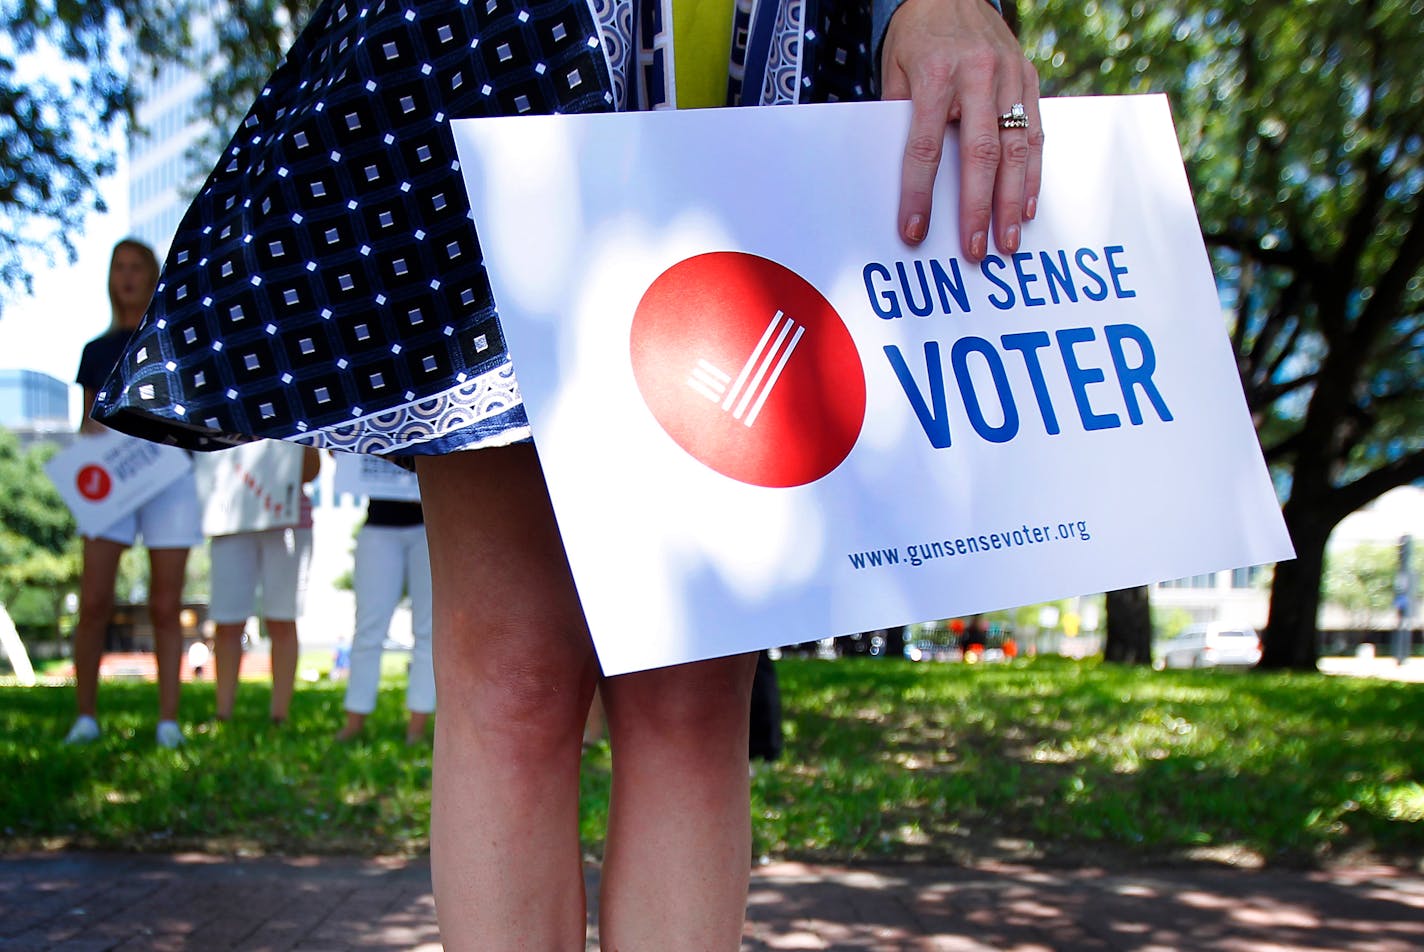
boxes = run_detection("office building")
[0,369,74,449]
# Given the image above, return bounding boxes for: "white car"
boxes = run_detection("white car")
[1156,624,1262,669]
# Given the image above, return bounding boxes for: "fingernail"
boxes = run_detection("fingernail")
[1004,224,1021,253]
[906,215,927,243]
[970,231,987,260]
[1025,197,1038,220]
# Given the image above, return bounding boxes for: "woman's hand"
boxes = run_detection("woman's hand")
[881,0,1043,260]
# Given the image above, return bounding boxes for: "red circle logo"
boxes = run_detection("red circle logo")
[630,252,866,488]
[76,465,113,502]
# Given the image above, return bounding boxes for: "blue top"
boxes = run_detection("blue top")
[76,329,135,393]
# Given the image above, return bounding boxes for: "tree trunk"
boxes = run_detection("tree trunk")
[1259,516,1330,670]
[1103,586,1153,664]
[882,626,906,659]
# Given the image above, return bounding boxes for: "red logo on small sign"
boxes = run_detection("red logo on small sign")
[630,252,866,488]
[77,465,113,502]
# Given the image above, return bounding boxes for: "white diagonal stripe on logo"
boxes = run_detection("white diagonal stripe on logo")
[687,376,724,402]
[722,311,785,413]
[694,358,731,384]
[743,323,805,427]
[688,359,730,402]
[733,316,797,421]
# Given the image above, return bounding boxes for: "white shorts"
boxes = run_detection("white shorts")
[208,527,313,623]
[91,475,203,550]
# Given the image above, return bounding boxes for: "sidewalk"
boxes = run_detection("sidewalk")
[1317,655,1424,683]
[3,852,1423,951]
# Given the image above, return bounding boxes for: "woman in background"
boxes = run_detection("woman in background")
[66,239,202,749]
[335,496,435,745]
[210,445,322,724]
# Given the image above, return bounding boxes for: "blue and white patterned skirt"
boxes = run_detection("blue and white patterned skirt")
[94,0,875,458]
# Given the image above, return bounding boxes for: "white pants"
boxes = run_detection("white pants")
[343,524,435,715]
[208,527,314,623]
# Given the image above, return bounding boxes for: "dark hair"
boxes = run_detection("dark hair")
[108,238,161,329]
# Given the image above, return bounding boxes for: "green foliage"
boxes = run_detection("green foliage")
[5,658,1424,866]
[0,428,79,634]
[1324,542,1412,626]
[185,1,321,167]
[113,537,211,606]
[750,658,1424,865]
[1151,605,1195,641]
[0,677,432,854]
[0,1,192,295]
[1021,0,1424,665]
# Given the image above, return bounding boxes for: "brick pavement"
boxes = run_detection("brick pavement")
[4,852,1424,950]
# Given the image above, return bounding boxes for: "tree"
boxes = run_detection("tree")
[0,428,81,639]
[1102,587,1152,664]
[184,1,319,168]
[1324,542,1407,629]
[1021,0,1424,670]
[0,1,193,297]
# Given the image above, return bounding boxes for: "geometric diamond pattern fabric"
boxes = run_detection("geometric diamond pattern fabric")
[93,0,883,459]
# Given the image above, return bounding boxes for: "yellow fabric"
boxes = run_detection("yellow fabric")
[671,0,737,108]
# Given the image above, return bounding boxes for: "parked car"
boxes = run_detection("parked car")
[904,640,961,663]
[1156,624,1262,669]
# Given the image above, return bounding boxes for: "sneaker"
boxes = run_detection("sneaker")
[64,716,101,745]
[155,721,184,749]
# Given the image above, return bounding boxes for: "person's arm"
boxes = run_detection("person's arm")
[79,388,107,435]
[301,446,323,484]
[879,0,1042,260]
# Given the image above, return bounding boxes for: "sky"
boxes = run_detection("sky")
[0,159,131,428]
[0,29,135,428]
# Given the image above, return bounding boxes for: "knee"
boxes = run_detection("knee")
[78,590,115,625]
[607,655,756,738]
[146,589,184,627]
[436,619,595,750]
[214,624,245,646]
[265,620,298,642]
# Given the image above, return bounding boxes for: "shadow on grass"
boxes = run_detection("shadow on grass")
[5,658,1423,867]
[752,657,1424,868]
[1,680,434,855]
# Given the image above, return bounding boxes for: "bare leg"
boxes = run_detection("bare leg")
[406,710,430,745]
[147,547,190,722]
[599,654,757,951]
[73,538,127,718]
[213,622,246,720]
[336,710,367,741]
[583,684,605,746]
[417,445,597,952]
[266,619,299,722]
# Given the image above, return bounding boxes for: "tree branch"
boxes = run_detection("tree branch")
[1204,230,1314,271]
[1253,372,1318,409]
[1263,312,1308,386]
[1263,431,1305,466]
[1330,449,1424,522]
[1382,314,1424,355]
[1357,199,1424,341]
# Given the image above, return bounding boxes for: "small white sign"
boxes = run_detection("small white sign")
[451,95,1295,676]
[44,430,192,538]
[332,453,422,502]
[195,440,306,536]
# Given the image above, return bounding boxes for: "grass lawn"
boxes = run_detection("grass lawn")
[3,656,1422,868]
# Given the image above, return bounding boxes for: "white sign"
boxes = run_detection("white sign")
[44,430,192,538]
[332,453,422,502]
[451,95,1295,676]
[0,602,36,687]
[195,440,306,536]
